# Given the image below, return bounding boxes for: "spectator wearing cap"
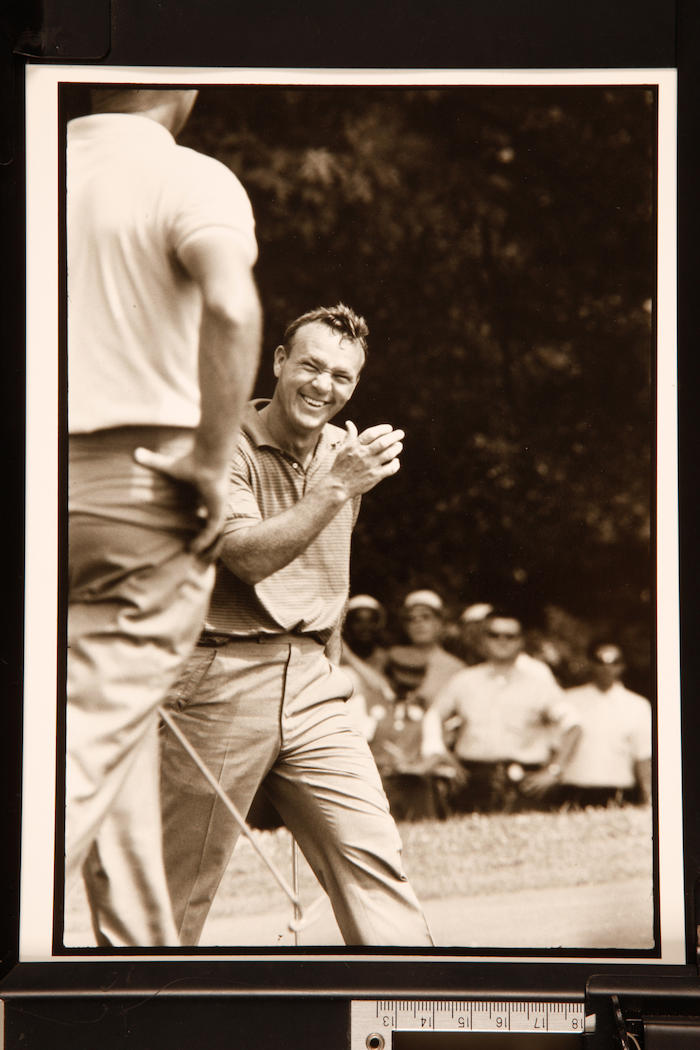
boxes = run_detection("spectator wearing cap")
[387,590,466,709]
[368,648,457,821]
[341,594,395,741]
[456,603,558,684]
[451,603,497,665]
[552,642,652,808]
[342,594,390,672]
[422,610,580,812]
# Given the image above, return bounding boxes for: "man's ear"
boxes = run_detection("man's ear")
[272,345,286,379]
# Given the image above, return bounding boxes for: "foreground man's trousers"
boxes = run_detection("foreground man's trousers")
[66,426,214,946]
[160,636,434,946]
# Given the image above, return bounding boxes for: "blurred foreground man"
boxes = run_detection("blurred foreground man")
[422,611,580,812]
[554,643,652,807]
[160,304,433,946]
[66,87,261,944]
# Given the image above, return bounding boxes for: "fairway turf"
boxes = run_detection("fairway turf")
[210,804,653,919]
[64,804,653,947]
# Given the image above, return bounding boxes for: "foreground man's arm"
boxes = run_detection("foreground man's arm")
[221,422,404,584]
[135,229,262,552]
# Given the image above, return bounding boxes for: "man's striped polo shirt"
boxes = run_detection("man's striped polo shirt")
[206,400,361,637]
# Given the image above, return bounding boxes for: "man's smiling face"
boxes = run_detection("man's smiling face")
[271,320,365,438]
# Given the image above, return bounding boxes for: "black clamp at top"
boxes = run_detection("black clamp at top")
[0,0,111,166]
[12,0,111,60]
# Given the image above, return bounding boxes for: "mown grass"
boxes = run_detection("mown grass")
[209,804,653,922]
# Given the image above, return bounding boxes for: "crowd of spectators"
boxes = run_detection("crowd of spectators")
[340,591,652,822]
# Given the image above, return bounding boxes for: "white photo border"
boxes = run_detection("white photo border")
[22,63,682,964]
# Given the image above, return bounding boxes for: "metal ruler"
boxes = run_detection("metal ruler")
[351,999,589,1049]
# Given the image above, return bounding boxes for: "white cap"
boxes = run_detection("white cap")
[346,594,382,613]
[403,589,444,613]
[459,603,494,624]
[593,644,624,665]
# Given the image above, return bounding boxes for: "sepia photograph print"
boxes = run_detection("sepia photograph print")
[21,66,682,962]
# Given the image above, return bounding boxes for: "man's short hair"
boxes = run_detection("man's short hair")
[283,303,369,357]
[89,87,188,115]
[90,88,152,114]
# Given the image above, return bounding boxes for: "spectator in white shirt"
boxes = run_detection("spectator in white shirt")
[554,642,652,807]
[422,610,580,812]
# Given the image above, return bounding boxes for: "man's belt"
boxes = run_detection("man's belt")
[457,758,543,777]
[197,628,332,648]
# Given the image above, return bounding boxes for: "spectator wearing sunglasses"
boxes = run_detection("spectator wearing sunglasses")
[421,610,580,812]
[453,602,560,683]
[552,642,652,808]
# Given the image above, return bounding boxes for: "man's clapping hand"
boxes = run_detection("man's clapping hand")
[328,421,404,498]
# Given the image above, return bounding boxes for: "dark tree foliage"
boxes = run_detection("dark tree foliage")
[181,85,655,686]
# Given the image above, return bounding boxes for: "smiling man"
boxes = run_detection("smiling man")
[158,303,433,946]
